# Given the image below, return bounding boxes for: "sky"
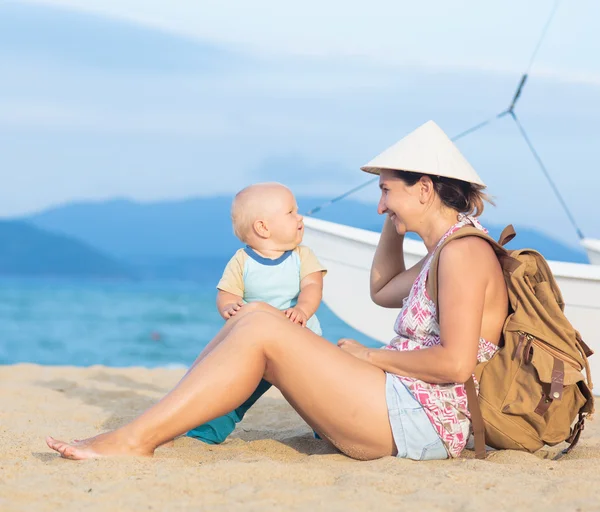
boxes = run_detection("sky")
[1,0,599,247]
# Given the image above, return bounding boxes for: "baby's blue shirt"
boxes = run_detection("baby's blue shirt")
[217,245,326,335]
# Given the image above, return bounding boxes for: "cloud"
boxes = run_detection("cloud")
[1,0,599,245]
[18,0,600,86]
[0,2,241,73]
[251,155,361,199]
[0,100,236,136]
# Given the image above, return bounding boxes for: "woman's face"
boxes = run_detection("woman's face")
[377,169,426,234]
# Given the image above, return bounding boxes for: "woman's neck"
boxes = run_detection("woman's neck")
[417,210,462,253]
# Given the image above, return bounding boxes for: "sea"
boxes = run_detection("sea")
[0,275,381,368]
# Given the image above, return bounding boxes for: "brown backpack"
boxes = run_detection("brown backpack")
[430,224,595,459]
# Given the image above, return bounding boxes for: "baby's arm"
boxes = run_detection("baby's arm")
[217,290,244,320]
[216,250,245,320]
[285,246,327,326]
[286,272,323,325]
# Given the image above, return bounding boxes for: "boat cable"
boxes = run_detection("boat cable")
[303,0,585,241]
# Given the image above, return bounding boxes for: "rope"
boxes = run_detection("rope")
[305,0,584,242]
[509,111,584,239]
[525,0,562,75]
[304,178,378,216]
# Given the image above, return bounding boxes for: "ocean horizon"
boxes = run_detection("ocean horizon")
[0,274,382,368]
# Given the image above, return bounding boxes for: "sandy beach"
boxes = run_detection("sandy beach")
[1,364,599,512]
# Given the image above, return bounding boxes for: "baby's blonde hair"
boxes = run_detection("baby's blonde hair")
[230,182,289,243]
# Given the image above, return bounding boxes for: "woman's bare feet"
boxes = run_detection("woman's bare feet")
[71,437,174,449]
[46,431,153,460]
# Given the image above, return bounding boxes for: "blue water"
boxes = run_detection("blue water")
[0,278,381,367]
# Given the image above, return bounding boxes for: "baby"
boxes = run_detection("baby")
[187,182,327,444]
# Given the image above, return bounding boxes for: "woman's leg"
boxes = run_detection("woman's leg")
[186,379,272,444]
[47,311,395,461]
[169,302,296,449]
[183,302,285,376]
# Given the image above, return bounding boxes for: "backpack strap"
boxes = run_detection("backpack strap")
[428,224,513,460]
[465,377,487,459]
[498,224,516,246]
[429,226,509,308]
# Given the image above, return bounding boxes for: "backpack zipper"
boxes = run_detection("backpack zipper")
[517,330,582,370]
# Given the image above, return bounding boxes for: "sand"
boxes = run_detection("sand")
[1,364,599,511]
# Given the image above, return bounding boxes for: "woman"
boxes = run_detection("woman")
[46,121,508,461]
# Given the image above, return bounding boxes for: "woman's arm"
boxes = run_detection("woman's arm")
[349,237,492,383]
[370,217,425,308]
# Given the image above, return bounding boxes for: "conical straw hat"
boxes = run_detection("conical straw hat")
[360,120,486,186]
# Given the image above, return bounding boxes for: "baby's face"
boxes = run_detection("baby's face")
[264,187,304,249]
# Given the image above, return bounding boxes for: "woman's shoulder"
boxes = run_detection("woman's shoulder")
[443,234,494,254]
[438,236,499,274]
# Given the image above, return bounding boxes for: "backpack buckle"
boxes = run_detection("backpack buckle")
[553,413,586,460]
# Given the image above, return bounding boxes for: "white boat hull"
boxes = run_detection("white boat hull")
[582,238,600,265]
[304,217,600,394]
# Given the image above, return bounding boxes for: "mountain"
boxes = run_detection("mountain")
[0,220,131,278]
[25,196,589,273]
[26,198,241,259]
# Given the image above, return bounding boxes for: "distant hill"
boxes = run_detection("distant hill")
[24,197,589,276]
[0,220,132,277]
[26,198,242,259]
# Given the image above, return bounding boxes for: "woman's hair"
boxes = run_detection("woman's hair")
[392,170,493,217]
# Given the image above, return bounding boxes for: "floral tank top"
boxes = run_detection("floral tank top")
[384,215,499,458]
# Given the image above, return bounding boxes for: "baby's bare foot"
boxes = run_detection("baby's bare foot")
[46,431,153,460]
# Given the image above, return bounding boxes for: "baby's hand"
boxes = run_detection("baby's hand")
[284,306,308,326]
[222,301,244,319]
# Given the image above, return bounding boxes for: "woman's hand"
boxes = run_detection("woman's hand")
[337,338,370,362]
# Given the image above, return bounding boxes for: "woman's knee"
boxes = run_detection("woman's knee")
[239,302,281,316]
[231,310,282,339]
[230,311,296,363]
